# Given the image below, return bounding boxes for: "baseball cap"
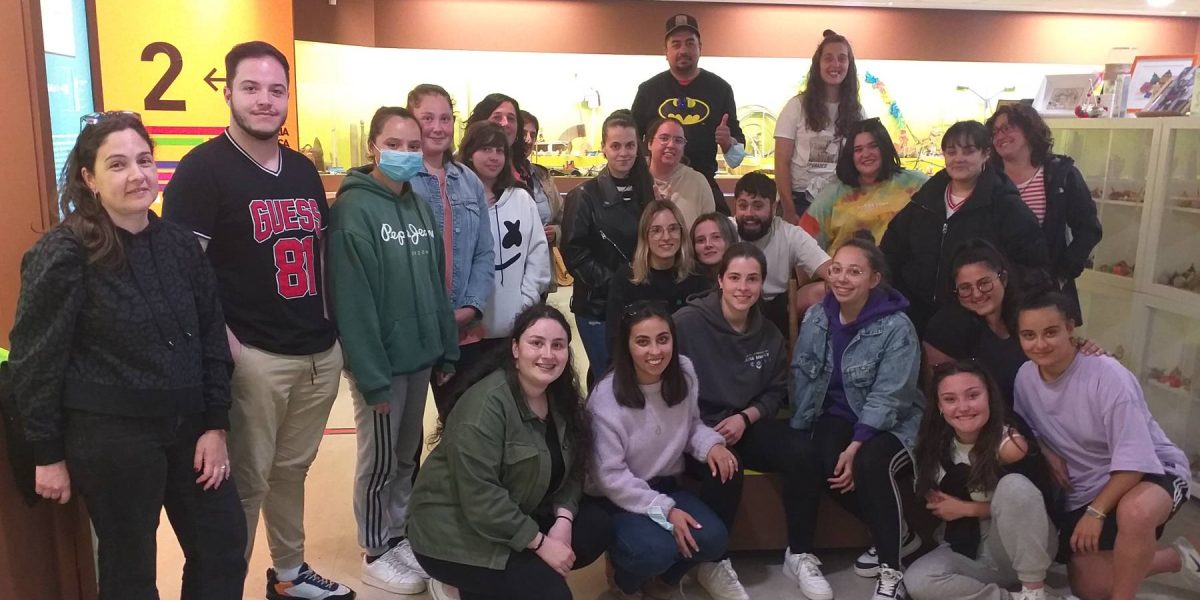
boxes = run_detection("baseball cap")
[665,13,700,38]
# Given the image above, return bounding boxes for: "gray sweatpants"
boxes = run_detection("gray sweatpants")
[350,369,431,556]
[906,473,1059,600]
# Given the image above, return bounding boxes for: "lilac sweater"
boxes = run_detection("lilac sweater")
[585,356,725,515]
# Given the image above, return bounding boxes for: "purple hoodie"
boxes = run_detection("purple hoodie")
[822,287,911,441]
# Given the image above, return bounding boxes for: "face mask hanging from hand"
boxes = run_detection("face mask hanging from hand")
[375,147,423,182]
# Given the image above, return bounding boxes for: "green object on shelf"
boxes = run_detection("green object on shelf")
[0,347,7,365]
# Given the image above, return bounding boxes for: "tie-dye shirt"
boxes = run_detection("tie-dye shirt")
[801,169,928,250]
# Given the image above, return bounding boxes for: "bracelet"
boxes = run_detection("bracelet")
[739,412,752,429]
[532,533,546,551]
[1085,505,1107,520]
[555,514,574,524]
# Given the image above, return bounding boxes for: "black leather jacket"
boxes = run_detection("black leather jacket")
[561,169,648,319]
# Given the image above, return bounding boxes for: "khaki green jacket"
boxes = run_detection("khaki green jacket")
[408,369,580,569]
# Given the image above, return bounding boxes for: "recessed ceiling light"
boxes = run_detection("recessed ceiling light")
[1147,0,1176,8]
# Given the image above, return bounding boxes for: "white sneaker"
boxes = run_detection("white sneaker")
[361,552,427,595]
[783,549,833,600]
[855,530,922,577]
[1010,586,1062,600]
[695,559,749,600]
[390,539,430,579]
[428,578,461,600]
[1176,536,1200,589]
[873,566,906,600]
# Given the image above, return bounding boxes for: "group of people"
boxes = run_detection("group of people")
[6,13,1200,600]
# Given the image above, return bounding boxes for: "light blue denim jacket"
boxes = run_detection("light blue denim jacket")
[789,303,925,450]
[412,161,494,313]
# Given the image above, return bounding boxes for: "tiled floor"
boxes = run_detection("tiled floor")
[154,290,1200,599]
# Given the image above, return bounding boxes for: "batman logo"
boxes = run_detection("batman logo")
[657,97,710,126]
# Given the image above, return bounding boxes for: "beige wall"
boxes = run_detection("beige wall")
[294,0,1200,64]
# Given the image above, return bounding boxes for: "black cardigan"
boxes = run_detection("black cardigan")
[8,214,233,465]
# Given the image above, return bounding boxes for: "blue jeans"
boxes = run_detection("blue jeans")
[601,491,729,593]
[574,316,609,388]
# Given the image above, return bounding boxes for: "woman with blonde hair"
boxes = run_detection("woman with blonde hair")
[605,199,710,347]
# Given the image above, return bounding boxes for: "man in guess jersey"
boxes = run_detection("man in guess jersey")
[163,41,354,600]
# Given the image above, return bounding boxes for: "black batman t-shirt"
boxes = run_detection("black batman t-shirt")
[631,69,744,179]
[162,131,336,356]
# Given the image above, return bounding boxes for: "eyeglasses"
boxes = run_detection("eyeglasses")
[648,224,682,239]
[955,275,1002,298]
[828,264,868,278]
[654,134,687,147]
[992,123,1017,136]
[80,111,141,131]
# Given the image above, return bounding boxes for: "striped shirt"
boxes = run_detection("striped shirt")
[1016,168,1046,224]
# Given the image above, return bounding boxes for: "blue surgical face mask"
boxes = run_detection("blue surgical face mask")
[374,147,423,183]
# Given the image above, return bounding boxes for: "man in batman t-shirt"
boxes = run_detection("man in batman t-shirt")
[632,13,746,214]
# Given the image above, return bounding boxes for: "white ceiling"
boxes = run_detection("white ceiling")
[661,0,1199,17]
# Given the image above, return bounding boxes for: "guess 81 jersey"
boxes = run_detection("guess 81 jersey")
[163,131,336,356]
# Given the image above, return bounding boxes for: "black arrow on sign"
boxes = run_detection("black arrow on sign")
[204,68,227,91]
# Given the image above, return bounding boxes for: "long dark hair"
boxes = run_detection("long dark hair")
[366,106,418,153]
[467,93,531,179]
[914,360,1013,499]
[60,113,155,269]
[458,121,515,200]
[601,109,656,204]
[835,118,902,187]
[718,241,767,281]
[609,301,689,409]
[799,30,863,137]
[405,83,457,166]
[432,304,591,479]
[985,104,1054,167]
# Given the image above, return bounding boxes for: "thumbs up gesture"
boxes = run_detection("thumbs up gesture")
[715,113,732,151]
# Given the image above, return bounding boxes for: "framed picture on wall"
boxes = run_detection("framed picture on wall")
[1034,74,1096,117]
[1128,54,1199,114]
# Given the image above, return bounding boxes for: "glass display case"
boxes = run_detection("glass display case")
[1051,120,1159,289]
[1051,117,1200,497]
[1149,122,1200,303]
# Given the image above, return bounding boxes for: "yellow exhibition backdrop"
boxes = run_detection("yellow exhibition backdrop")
[94,0,299,191]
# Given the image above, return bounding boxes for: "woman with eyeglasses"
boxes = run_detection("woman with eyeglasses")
[879,121,1049,336]
[8,112,247,598]
[923,240,1102,411]
[802,118,927,251]
[562,110,656,387]
[905,360,1058,600]
[985,104,1100,326]
[458,121,551,365]
[645,117,715,228]
[690,211,739,282]
[775,30,866,223]
[605,200,711,347]
[788,234,924,600]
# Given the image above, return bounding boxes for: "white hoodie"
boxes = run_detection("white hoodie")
[482,186,550,338]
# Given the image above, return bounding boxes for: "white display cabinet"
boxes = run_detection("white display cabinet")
[1050,117,1200,497]
[1052,120,1159,290]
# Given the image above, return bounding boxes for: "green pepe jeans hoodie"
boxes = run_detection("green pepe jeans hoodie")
[329,167,460,405]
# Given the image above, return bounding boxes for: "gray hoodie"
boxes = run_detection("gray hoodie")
[673,290,789,425]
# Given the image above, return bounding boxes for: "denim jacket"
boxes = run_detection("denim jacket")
[412,161,494,313]
[789,304,924,450]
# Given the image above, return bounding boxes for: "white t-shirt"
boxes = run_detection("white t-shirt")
[933,426,1020,503]
[775,96,842,194]
[745,216,831,300]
